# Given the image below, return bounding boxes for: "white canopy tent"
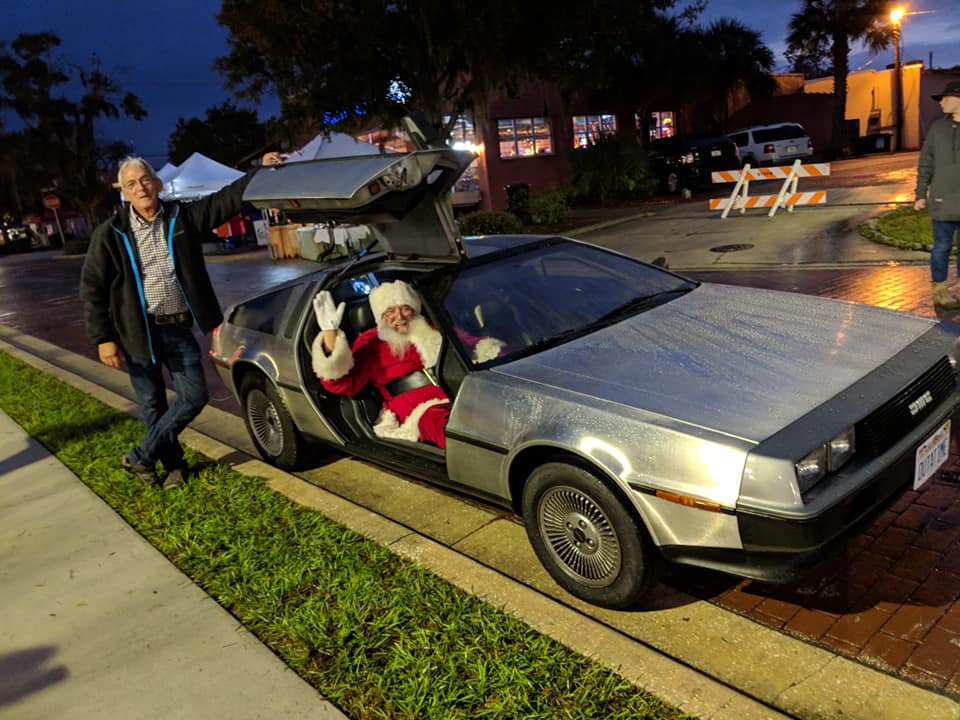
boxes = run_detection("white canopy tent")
[286,132,388,162]
[159,152,244,201]
[155,162,180,184]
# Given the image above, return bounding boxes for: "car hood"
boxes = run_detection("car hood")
[491,283,939,443]
[243,147,475,262]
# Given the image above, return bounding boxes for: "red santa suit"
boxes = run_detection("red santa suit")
[311,280,449,447]
[311,280,506,449]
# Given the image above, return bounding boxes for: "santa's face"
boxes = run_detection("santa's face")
[380,304,417,333]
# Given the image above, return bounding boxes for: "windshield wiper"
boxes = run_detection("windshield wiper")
[592,286,695,326]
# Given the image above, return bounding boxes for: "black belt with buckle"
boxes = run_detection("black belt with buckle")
[385,370,433,396]
[149,310,191,326]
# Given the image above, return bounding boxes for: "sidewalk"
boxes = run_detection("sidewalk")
[0,408,347,720]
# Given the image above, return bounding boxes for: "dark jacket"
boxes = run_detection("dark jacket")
[80,170,257,361]
[915,116,960,221]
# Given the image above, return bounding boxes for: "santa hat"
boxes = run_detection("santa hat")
[368,280,421,320]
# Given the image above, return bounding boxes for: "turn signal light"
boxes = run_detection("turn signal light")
[655,490,722,512]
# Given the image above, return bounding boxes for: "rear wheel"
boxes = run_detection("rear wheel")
[521,462,658,609]
[240,374,303,470]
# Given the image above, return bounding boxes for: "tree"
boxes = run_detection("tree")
[786,0,892,157]
[0,33,146,229]
[167,100,265,166]
[214,0,665,137]
[690,19,776,132]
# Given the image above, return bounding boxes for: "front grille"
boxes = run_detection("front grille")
[856,357,955,457]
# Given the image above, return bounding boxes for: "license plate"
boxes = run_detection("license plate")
[914,419,951,490]
[786,145,797,153]
[710,149,722,157]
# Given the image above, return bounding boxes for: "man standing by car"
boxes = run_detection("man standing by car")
[80,152,283,489]
[915,79,960,309]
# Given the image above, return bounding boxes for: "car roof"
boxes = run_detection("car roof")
[730,122,807,134]
[243,132,475,263]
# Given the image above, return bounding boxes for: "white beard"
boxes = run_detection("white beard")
[377,315,442,368]
[378,325,412,358]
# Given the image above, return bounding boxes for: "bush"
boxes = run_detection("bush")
[458,210,523,236]
[568,135,658,205]
[528,187,568,226]
[62,235,91,256]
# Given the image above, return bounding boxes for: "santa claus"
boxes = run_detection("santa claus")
[311,280,503,448]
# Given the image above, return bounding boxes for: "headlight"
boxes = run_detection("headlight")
[680,152,695,164]
[796,445,827,493]
[828,427,855,469]
[795,427,856,494]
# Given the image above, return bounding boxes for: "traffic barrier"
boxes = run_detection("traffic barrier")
[709,191,827,211]
[710,159,830,218]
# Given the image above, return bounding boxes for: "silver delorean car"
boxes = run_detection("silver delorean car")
[210,136,960,609]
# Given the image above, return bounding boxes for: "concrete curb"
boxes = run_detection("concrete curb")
[1,324,957,720]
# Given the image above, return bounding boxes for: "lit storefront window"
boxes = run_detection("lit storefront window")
[644,111,675,140]
[571,114,617,148]
[497,117,554,158]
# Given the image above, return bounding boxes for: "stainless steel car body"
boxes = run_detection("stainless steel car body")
[211,131,960,606]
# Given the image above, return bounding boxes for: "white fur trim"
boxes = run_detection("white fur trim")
[472,336,506,364]
[373,397,449,443]
[407,316,442,368]
[311,329,355,380]
[369,280,421,321]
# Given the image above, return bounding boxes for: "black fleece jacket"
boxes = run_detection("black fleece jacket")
[80,170,257,361]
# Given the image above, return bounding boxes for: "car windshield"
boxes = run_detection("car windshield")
[425,239,696,366]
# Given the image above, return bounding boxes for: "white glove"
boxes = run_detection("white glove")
[313,291,345,331]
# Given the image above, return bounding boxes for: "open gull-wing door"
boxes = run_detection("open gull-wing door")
[243,146,475,262]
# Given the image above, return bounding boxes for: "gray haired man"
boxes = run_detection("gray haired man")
[80,152,282,488]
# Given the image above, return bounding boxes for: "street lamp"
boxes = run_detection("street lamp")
[891,6,905,151]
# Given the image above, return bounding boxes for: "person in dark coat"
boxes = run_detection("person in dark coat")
[80,152,282,488]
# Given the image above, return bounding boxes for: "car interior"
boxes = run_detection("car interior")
[297,268,465,464]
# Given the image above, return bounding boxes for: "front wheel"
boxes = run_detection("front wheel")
[240,374,303,470]
[521,462,658,609]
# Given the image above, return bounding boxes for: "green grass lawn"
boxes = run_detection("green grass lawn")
[859,205,933,251]
[0,350,691,720]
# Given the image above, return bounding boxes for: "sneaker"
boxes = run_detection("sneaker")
[121,455,159,486]
[162,467,187,490]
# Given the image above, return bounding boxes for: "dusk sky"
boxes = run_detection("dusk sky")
[3,0,959,166]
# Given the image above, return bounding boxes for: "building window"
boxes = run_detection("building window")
[571,114,617,148]
[497,117,554,158]
[644,111,675,140]
[443,114,481,195]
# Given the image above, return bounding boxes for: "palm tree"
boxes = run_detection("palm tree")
[786,0,893,157]
[692,19,776,132]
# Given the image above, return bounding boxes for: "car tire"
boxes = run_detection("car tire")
[741,155,755,168]
[240,374,303,470]
[521,462,658,609]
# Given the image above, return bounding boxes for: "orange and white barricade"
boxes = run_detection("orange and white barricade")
[709,160,830,218]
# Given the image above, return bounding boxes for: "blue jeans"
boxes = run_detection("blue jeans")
[124,324,208,470]
[929,220,960,282]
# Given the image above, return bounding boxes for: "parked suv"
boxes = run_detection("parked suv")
[727,123,813,167]
[647,134,740,194]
